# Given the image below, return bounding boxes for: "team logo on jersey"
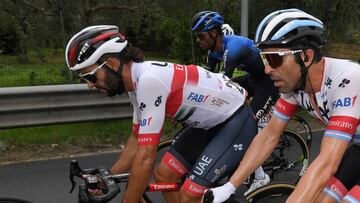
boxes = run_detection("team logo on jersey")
[338,78,350,88]
[139,102,146,111]
[155,96,162,107]
[211,97,229,107]
[325,77,332,89]
[211,165,227,182]
[187,92,209,103]
[193,155,213,176]
[233,144,243,151]
[332,96,357,108]
[140,116,153,126]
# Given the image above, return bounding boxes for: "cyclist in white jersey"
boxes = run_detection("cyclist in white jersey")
[205,9,360,203]
[65,25,258,203]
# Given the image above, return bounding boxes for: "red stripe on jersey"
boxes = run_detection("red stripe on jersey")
[137,133,160,146]
[326,176,348,198]
[348,185,360,200]
[166,64,186,117]
[162,152,188,177]
[182,178,207,196]
[275,98,298,117]
[326,116,358,135]
[132,123,140,137]
[186,65,199,85]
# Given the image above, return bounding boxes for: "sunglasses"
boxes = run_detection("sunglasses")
[195,32,208,40]
[259,50,303,68]
[78,61,107,83]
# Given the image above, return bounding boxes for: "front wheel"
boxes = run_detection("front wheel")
[262,130,310,184]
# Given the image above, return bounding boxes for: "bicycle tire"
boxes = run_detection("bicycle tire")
[262,130,310,184]
[0,198,33,203]
[289,114,313,149]
[245,183,295,203]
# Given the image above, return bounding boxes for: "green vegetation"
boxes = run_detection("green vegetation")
[0,119,178,149]
[0,50,180,163]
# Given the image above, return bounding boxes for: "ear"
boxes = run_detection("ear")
[302,49,314,66]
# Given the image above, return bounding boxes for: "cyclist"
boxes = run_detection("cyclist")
[192,10,278,194]
[65,25,258,203]
[204,8,360,203]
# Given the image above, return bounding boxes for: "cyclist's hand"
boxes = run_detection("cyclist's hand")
[205,182,236,203]
[82,174,106,196]
[88,188,104,196]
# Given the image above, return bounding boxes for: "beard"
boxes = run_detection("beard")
[104,71,120,97]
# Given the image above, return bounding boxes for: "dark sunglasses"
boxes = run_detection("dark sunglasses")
[260,50,303,68]
[78,61,107,83]
[195,32,208,40]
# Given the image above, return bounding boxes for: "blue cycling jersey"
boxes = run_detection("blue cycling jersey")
[207,35,265,78]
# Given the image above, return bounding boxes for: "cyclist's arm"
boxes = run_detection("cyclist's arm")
[122,73,168,202]
[110,131,138,174]
[223,46,253,78]
[286,136,349,202]
[229,96,298,188]
[228,115,289,188]
[122,143,158,202]
[206,51,220,72]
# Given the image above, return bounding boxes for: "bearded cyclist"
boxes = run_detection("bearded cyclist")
[65,25,258,203]
[205,8,360,203]
[192,11,278,194]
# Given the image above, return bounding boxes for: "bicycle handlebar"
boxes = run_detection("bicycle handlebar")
[69,160,127,203]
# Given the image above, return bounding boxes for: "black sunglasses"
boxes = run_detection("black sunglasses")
[195,32,208,40]
[78,61,107,83]
[260,50,303,68]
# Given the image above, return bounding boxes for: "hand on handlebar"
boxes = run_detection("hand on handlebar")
[82,174,107,196]
[202,182,236,203]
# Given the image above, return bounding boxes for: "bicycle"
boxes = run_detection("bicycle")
[69,160,296,203]
[157,128,309,187]
[203,182,295,203]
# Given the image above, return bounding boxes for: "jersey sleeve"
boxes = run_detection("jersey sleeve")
[223,43,254,77]
[325,70,360,142]
[273,93,298,121]
[136,74,169,146]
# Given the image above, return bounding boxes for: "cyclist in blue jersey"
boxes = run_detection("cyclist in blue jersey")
[192,11,279,194]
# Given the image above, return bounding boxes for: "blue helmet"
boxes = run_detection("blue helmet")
[192,11,224,32]
[255,8,326,48]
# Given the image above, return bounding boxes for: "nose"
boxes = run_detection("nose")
[264,64,274,75]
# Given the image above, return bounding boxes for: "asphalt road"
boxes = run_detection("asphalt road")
[0,130,324,203]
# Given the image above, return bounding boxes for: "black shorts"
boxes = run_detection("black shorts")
[323,144,360,202]
[161,103,257,196]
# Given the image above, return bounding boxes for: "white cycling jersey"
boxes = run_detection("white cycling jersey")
[274,57,360,144]
[128,61,247,145]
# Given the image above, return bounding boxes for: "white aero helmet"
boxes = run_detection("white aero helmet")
[255,8,326,48]
[65,25,128,71]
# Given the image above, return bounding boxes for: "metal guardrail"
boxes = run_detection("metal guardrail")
[0,84,133,129]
